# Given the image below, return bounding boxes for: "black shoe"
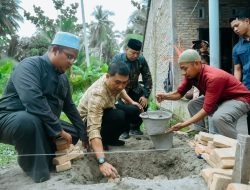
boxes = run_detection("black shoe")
[107,140,125,146]
[120,132,130,139]
[129,129,143,136]
[103,144,109,151]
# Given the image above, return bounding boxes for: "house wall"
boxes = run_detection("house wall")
[143,0,250,120]
[143,0,177,115]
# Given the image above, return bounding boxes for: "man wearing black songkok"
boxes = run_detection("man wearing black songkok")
[112,39,152,139]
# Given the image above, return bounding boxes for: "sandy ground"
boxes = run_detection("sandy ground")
[0,133,209,190]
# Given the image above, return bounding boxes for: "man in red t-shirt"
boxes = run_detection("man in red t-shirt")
[156,49,250,139]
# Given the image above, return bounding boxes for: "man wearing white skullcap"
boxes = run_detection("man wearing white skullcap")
[156,49,250,139]
[0,31,88,183]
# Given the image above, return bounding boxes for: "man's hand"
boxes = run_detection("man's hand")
[156,93,166,103]
[165,123,186,134]
[60,130,72,144]
[99,162,119,179]
[139,96,148,108]
[131,101,144,112]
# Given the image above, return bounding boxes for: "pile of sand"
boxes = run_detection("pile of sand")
[0,133,208,190]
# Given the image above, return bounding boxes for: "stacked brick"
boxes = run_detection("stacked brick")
[53,138,84,172]
[190,132,250,190]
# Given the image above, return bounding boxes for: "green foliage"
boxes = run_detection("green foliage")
[0,143,16,167]
[69,56,108,92]
[0,0,23,36]
[0,58,15,96]
[169,117,180,127]
[128,0,148,35]
[88,5,119,63]
[72,90,84,106]
[0,36,10,54]
[0,0,23,58]
[23,0,82,40]
[15,33,50,61]
[60,113,71,123]
[147,98,158,111]
[60,90,83,123]
[14,0,83,61]
[74,49,86,67]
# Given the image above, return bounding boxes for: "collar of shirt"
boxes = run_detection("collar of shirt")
[42,53,62,75]
[101,75,122,99]
[122,53,139,63]
[240,37,250,44]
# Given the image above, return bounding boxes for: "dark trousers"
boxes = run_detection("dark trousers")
[100,108,129,144]
[0,111,79,183]
[116,90,147,131]
[247,111,250,135]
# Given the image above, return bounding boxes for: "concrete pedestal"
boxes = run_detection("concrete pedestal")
[232,134,250,184]
[150,133,173,150]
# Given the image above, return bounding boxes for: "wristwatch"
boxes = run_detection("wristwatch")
[97,157,106,165]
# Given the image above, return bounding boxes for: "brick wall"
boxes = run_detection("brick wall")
[143,0,176,113]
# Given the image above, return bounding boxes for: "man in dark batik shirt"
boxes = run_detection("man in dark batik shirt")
[112,39,152,139]
[0,32,88,183]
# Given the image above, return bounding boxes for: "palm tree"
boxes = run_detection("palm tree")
[0,0,23,36]
[89,5,114,47]
[127,0,148,35]
[88,5,118,62]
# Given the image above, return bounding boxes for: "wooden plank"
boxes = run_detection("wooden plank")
[55,144,74,156]
[56,143,70,151]
[227,183,250,190]
[198,138,208,146]
[208,141,215,148]
[201,168,213,184]
[56,161,72,172]
[210,148,235,163]
[201,168,233,186]
[210,174,232,190]
[53,149,84,165]
[205,141,215,154]
[194,134,199,142]
[203,153,217,168]
[199,132,214,142]
[209,148,235,169]
[195,144,207,155]
[218,160,235,169]
[213,135,236,148]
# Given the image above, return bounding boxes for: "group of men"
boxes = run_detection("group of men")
[0,32,152,182]
[157,13,250,137]
[0,13,249,183]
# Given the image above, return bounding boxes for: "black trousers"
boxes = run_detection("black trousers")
[116,90,147,132]
[100,108,130,144]
[0,111,79,183]
[247,111,250,135]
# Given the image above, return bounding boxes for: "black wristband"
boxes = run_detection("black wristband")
[97,157,106,165]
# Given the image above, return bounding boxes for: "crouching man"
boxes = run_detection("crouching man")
[0,32,88,183]
[156,49,250,139]
[78,62,142,178]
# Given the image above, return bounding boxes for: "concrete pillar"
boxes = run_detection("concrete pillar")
[208,0,220,68]
[232,134,250,184]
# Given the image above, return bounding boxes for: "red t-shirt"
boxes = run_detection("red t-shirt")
[177,64,250,114]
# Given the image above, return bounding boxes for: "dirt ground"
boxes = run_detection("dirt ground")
[0,133,209,190]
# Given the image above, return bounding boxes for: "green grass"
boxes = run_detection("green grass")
[0,143,17,167]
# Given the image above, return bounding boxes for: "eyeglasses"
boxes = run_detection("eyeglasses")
[62,50,77,63]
